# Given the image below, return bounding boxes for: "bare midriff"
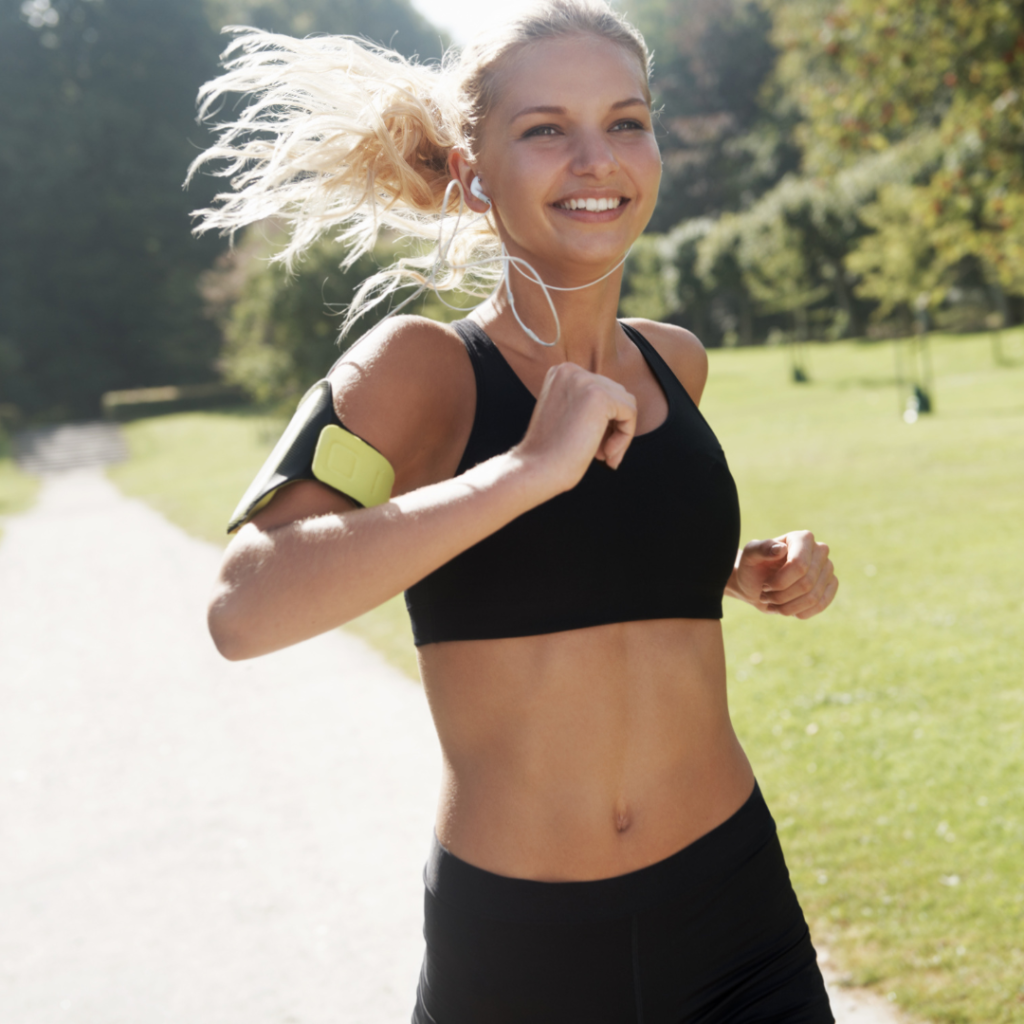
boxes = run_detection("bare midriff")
[418,616,755,882]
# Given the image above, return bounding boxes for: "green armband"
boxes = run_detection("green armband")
[227,379,395,534]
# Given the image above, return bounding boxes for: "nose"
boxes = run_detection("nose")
[569,127,618,179]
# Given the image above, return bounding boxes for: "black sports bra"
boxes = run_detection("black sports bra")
[404,320,741,645]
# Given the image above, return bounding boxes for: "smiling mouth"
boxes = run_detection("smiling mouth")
[555,197,626,212]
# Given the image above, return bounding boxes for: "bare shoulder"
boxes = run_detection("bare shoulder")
[244,316,473,532]
[243,317,474,532]
[623,318,709,406]
[329,315,475,490]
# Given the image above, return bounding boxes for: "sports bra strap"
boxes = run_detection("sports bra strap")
[451,320,535,478]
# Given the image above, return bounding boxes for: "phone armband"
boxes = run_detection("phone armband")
[227,380,395,534]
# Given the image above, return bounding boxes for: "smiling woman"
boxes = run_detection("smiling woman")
[188,2,839,1021]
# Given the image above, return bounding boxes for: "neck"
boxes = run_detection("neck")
[478,249,629,369]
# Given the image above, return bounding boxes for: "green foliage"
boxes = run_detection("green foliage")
[847,185,951,320]
[0,0,446,423]
[656,219,719,341]
[624,0,799,232]
[619,1,1024,339]
[206,221,486,410]
[768,0,1024,173]
[205,230,391,409]
[768,0,1024,299]
[649,132,956,341]
[619,235,673,322]
[691,165,866,337]
[0,0,227,420]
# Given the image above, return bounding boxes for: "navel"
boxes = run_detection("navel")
[614,803,632,834]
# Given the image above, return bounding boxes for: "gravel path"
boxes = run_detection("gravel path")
[0,468,906,1024]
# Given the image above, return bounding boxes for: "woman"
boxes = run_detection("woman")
[194,2,839,1020]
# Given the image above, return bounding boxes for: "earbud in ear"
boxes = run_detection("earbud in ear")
[469,177,491,206]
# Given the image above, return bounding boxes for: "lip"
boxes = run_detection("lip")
[551,196,631,221]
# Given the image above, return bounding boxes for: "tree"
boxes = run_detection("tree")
[847,185,960,322]
[203,229,391,409]
[767,0,1024,304]
[0,0,446,421]
[640,133,944,343]
[624,0,799,232]
[0,0,227,420]
[619,235,673,323]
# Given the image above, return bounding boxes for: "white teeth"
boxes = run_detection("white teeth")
[559,197,622,211]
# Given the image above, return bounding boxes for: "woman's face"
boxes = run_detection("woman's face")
[469,34,661,280]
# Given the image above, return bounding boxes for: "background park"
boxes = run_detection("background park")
[1,0,1022,1021]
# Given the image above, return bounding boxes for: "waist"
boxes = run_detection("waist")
[425,779,771,922]
[420,619,755,880]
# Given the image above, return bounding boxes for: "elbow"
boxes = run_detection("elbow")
[207,589,259,662]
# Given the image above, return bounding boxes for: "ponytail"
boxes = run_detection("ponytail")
[188,29,500,334]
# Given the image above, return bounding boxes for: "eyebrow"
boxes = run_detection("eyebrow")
[510,97,649,122]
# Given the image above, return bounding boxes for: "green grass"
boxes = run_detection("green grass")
[340,592,419,679]
[107,410,283,544]
[0,456,40,542]
[702,331,1024,1022]
[107,409,418,678]
[107,330,1024,1022]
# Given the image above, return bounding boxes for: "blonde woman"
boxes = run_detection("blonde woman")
[193,2,839,1020]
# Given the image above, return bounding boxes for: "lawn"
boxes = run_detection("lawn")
[108,329,1024,1022]
[701,332,1024,1022]
[0,450,40,542]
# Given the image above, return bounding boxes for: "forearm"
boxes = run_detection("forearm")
[210,451,553,659]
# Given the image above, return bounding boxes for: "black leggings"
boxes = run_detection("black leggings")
[413,784,833,1024]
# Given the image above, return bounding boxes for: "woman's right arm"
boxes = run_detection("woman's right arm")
[208,318,637,661]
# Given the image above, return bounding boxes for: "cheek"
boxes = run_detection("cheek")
[631,146,662,215]
[634,139,663,190]
[491,150,558,219]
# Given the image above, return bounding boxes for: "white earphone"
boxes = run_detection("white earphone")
[367,176,629,350]
[469,177,491,206]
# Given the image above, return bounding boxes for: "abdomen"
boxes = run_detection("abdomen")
[419,618,755,881]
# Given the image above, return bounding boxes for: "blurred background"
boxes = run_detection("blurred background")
[3,0,1023,423]
[1,1,1022,1022]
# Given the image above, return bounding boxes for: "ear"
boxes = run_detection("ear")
[448,149,490,214]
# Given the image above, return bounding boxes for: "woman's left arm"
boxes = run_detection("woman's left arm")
[725,533,838,619]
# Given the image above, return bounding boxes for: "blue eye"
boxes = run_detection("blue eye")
[523,124,560,138]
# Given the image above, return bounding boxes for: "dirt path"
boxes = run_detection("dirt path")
[0,469,906,1024]
[0,470,439,1024]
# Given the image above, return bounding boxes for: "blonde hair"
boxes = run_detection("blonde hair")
[187,0,652,335]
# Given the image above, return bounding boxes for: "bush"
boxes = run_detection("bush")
[204,229,391,410]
